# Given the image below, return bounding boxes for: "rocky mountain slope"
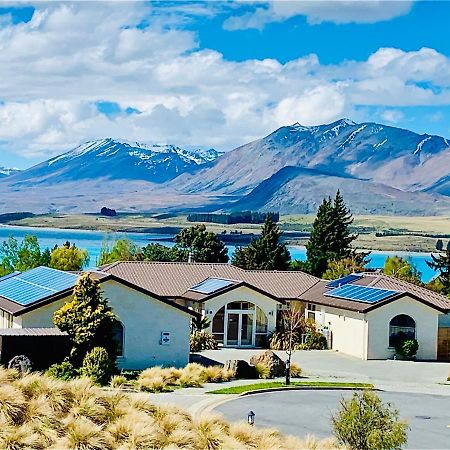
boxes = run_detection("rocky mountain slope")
[178,119,450,196]
[0,167,20,178]
[9,138,222,185]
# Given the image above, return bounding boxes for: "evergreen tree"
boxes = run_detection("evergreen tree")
[306,191,359,277]
[98,238,143,265]
[174,224,228,263]
[232,215,291,270]
[54,273,118,365]
[305,197,334,276]
[436,239,444,251]
[427,250,450,295]
[142,243,178,262]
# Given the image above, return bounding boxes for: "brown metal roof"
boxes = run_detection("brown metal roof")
[100,261,320,300]
[299,273,450,313]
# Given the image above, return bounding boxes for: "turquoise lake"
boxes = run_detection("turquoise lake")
[0,225,438,282]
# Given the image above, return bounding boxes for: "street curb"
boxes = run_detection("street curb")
[238,385,376,396]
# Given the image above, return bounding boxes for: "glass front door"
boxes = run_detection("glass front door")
[225,311,254,347]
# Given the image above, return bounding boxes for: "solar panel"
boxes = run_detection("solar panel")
[190,278,235,295]
[0,266,79,306]
[325,284,398,304]
[327,273,362,288]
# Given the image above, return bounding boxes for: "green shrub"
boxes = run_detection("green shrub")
[46,360,78,381]
[299,331,328,350]
[110,375,128,388]
[81,347,115,385]
[331,391,408,450]
[189,331,219,352]
[395,339,419,360]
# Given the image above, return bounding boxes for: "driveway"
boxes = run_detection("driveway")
[195,349,450,392]
[214,390,450,450]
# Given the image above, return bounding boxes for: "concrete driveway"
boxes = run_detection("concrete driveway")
[214,390,450,450]
[195,349,450,392]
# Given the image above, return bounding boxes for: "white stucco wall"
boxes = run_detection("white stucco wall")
[366,296,440,360]
[20,280,192,369]
[203,286,279,345]
[317,305,367,359]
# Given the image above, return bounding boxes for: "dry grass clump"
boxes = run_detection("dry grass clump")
[136,363,233,392]
[290,362,302,378]
[0,367,341,449]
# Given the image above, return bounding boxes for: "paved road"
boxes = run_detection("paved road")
[214,390,450,450]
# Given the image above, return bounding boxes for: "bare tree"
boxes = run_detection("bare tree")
[280,302,303,385]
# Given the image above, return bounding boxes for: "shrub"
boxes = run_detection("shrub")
[297,331,328,350]
[331,391,408,450]
[110,375,128,389]
[190,332,218,352]
[395,339,419,360]
[254,363,270,379]
[46,361,78,381]
[289,362,302,378]
[81,347,115,386]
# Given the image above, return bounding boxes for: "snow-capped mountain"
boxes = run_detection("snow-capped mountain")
[10,138,223,184]
[180,118,450,195]
[0,167,20,178]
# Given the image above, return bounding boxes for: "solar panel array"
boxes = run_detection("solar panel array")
[325,284,398,304]
[190,277,235,295]
[0,266,79,306]
[326,273,363,288]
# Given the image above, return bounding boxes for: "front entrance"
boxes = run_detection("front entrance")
[211,301,268,348]
[226,311,254,347]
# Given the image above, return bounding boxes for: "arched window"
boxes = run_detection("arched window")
[112,321,124,356]
[389,314,415,347]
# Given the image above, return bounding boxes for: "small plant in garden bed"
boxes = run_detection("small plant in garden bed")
[190,331,218,352]
[395,338,419,360]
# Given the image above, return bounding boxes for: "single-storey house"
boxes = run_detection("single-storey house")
[101,262,450,361]
[0,266,197,369]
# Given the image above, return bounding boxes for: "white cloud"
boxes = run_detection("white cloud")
[381,109,405,123]
[223,0,414,30]
[0,2,449,164]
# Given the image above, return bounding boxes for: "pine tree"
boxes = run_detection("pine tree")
[54,273,118,366]
[427,250,450,295]
[306,191,359,277]
[305,197,335,276]
[232,215,291,270]
[174,224,228,263]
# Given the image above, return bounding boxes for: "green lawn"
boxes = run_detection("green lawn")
[208,381,374,395]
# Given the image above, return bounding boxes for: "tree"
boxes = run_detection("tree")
[53,273,118,365]
[306,191,359,277]
[142,243,178,262]
[382,256,421,285]
[436,239,444,251]
[331,391,408,450]
[281,304,303,385]
[232,215,290,270]
[174,224,228,263]
[98,238,143,266]
[323,255,367,280]
[50,242,89,271]
[0,235,50,274]
[427,249,450,295]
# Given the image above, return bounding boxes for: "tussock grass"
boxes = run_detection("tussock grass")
[0,367,342,449]
[136,363,233,392]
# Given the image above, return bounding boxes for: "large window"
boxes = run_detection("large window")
[389,314,416,348]
[112,321,124,357]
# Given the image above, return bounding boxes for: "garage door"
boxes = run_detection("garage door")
[437,327,450,361]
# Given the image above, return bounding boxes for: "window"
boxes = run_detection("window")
[0,310,13,328]
[212,306,225,343]
[112,321,124,357]
[389,314,416,348]
[306,303,316,321]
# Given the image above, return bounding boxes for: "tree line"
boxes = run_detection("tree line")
[187,211,279,225]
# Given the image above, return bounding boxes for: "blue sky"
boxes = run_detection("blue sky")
[0,1,450,169]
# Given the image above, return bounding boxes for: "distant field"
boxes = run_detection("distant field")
[7,213,450,252]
